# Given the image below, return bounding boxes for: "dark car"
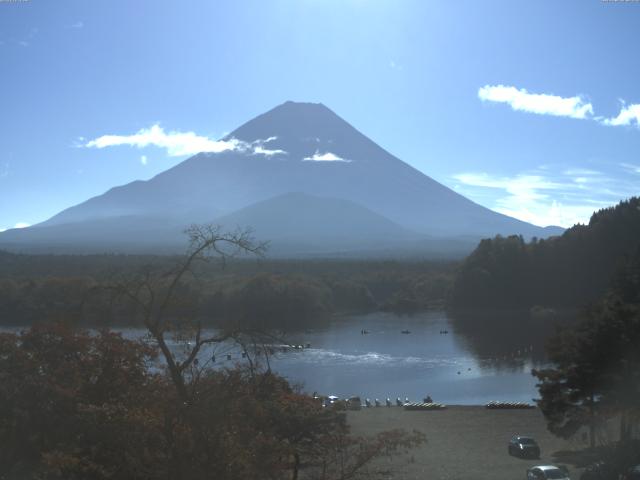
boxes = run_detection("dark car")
[580,461,617,480]
[509,435,541,458]
[622,465,640,480]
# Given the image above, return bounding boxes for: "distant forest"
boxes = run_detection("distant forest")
[3,197,639,330]
[450,197,640,310]
[0,254,455,329]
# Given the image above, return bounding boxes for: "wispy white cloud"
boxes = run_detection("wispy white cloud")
[563,168,601,176]
[620,162,640,174]
[0,222,31,233]
[70,21,84,29]
[85,127,291,159]
[0,162,9,179]
[250,136,287,156]
[303,151,350,162]
[601,103,640,127]
[478,84,594,120]
[478,84,640,132]
[85,124,241,157]
[451,165,633,228]
[253,145,287,156]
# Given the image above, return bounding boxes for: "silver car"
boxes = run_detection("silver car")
[527,465,571,480]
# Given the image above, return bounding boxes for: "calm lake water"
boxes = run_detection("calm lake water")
[265,311,545,405]
[5,310,549,405]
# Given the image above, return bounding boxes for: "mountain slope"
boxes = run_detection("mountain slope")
[0,216,187,254]
[213,192,434,256]
[0,101,563,255]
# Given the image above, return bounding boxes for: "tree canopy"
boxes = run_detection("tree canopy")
[533,247,640,451]
[451,197,640,310]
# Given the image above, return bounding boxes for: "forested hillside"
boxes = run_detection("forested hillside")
[0,254,454,328]
[450,197,640,309]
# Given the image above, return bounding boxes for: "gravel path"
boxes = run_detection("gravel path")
[346,406,587,480]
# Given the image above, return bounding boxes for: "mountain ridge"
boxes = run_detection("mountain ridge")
[0,101,564,256]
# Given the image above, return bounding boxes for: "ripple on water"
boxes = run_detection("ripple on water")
[273,348,465,369]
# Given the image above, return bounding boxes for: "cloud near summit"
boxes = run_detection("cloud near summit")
[85,124,240,157]
[303,151,350,162]
[83,126,291,158]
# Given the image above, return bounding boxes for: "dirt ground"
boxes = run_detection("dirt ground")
[346,406,588,480]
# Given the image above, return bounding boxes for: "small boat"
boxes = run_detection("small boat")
[401,330,411,334]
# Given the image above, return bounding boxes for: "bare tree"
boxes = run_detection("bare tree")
[85,226,428,480]
[102,224,268,402]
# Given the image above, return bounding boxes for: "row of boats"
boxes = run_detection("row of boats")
[485,401,535,409]
[315,395,446,410]
[360,329,449,335]
[314,396,534,411]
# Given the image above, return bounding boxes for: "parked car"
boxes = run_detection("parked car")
[526,465,571,480]
[622,465,640,480]
[579,461,617,480]
[346,396,362,410]
[509,435,541,458]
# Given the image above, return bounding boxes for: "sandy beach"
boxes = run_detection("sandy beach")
[347,406,587,480]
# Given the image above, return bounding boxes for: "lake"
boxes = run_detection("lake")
[147,310,548,405]
[3,310,549,405]
[265,311,545,405]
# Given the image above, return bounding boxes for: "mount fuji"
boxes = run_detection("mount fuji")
[0,101,562,257]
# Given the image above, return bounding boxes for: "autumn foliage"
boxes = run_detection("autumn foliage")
[0,324,424,480]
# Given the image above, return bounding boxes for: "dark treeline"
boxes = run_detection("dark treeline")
[532,232,640,471]
[0,254,456,329]
[450,197,640,310]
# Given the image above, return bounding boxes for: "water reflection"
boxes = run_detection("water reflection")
[449,308,576,367]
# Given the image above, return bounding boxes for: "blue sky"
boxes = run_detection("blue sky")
[1,0,639,231]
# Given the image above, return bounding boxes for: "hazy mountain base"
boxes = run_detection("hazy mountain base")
[0,192,486,259]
